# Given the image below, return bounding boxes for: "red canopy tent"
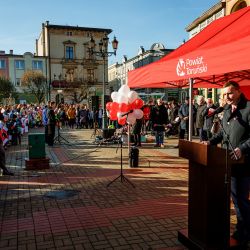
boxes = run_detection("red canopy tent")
[128,6,250,90]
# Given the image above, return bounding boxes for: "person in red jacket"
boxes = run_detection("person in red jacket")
[0,114,14,176]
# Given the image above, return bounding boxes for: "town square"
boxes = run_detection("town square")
[0,0,250,249]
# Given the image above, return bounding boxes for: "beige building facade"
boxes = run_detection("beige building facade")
[37,21,112,104]
[226,0,250,14]
[108,44,178,102]
[0,50,47,103]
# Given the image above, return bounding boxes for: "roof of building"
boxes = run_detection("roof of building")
[185,1,225,31]
[45,22,112,34]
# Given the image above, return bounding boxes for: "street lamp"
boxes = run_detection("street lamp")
[88,34,118,129]
[57,74,63,93]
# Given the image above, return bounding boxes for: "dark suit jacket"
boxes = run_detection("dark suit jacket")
[210,94,250,176]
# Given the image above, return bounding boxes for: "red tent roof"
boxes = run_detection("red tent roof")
[128,7,250,89]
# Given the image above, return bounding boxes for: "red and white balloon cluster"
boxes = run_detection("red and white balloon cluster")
[106,84,144,126]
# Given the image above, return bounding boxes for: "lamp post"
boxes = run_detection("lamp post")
[88,34,118,129]
[57,74,63,94]
[54,74,63,105]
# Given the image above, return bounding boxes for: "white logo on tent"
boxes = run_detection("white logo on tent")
[176,56,208,77]
[176,59,186,76]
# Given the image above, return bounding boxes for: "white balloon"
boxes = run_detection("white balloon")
[111,91,118,102]
[118,84,130,96]
[133,109,144,119]
[128,91,138,103]
[117,94,128,104]
[127,113,136,125]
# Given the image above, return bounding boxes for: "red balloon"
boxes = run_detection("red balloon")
[110,102,119,112]
[109,109,118,121]
[124,103,131,112]
[106,102,112,111]
[118,117,126,125]
[118,103,129,112]
[130,101,136,110]
[134,98,144,109]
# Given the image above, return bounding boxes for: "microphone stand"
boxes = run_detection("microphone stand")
[107,134,135,188]
[54,123,70,145]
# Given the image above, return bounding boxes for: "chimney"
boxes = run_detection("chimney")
[0,50,5,55]
[9,49,13,54]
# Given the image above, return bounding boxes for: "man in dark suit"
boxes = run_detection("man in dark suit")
[150,99,168,148]
[205,81,250,247]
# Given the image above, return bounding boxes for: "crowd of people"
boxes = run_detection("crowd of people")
[131,94,222,148]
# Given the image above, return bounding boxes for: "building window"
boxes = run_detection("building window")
[0,60,6,69]
[200,21,207,31]
[65,46,74,59]
[87,69,94,82]
[16,78,21,86]
[15,60,25,69]
[32,60,43,70]
[215,9,224,19]
[66,31,73,36]
[207,15,214,25]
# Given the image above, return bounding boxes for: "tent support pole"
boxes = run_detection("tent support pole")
[188,78,193,141]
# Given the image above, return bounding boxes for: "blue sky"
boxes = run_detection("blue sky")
[0,0,219,64]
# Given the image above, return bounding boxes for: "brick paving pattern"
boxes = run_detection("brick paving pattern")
[0,128,236,249]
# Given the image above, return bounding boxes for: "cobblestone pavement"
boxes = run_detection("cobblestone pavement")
[0,128,236,250]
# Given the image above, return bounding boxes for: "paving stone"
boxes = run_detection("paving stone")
[0,128,235,249]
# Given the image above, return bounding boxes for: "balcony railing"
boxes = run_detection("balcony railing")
[51,80,79,89]
[51,78,99,89]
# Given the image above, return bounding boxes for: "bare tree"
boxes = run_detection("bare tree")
[21,70,47,103]
[68,85,88,104]
[0,77,18,103]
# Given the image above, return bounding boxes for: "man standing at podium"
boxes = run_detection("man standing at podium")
[204,81,250,247]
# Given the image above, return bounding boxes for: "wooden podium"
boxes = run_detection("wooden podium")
[178,140,241,250]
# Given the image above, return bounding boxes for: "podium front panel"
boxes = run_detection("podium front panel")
[179,140,231,249]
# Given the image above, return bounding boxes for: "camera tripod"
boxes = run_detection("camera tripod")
[54,125,70,144]
[107,136,135,188]
[91,122,102,139]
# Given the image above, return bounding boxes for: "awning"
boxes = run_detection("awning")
[128,7,250,88]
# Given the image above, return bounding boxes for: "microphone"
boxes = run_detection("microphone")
[121,110,133,117]
[206,106,224,118]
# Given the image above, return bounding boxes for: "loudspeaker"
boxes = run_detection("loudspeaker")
[91,96,99,111]
[102,128,116,139]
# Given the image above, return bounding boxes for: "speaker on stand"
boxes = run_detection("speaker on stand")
[91,96,99,112]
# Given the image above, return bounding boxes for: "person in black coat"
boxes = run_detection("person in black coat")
[201,98,217,140]
[47,102,56,146]
[205,81,250,247]
[195,95,206,142]
[177,97,193,145]
[150,99,168,147]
